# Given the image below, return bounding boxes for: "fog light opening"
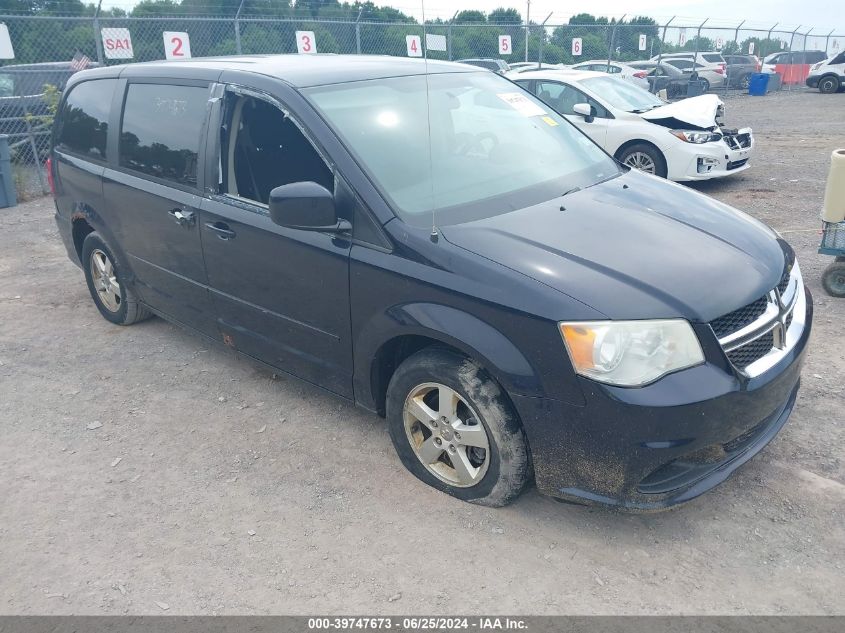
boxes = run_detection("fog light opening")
[697,157,720,174]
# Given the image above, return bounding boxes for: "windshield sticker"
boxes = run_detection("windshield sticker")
[541,116,559,127]
[497,92,547,117]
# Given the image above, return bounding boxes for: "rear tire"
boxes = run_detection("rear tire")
[618,143,668,178]
[819,75,840,94]
[386,348,532,507]
[701,78,711,92]
[82,232,153,325]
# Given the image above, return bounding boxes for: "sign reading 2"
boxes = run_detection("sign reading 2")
[163,31,191,60]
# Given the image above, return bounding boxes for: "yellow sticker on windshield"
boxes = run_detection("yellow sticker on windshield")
[542,116,559,127]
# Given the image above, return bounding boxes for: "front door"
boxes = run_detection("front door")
[200,88,353,397]
[532,80,610,147]
[102,80,218,336]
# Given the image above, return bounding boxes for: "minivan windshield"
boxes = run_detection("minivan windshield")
[581,76,664,113]
[304,71,618,226]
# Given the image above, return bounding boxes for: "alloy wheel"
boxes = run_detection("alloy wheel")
[90,249,121,312]
[403,382,490,487]
[623,151,657,174]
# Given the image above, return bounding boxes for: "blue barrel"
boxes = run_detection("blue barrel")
[748,73,770,96]
[0,135,16,208]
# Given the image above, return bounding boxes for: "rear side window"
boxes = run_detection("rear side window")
[119,83,208,187]
[56,79,116,160]
[702,54,724,63]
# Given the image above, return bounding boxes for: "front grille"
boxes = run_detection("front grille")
[710,295,768,338]
[726,330,774,369]
[727,159,748,170]
[724,133,751,150]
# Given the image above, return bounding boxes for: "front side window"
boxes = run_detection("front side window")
[832,52,845,65]
[119,83,207,187]
[304,72,617,226]
[535,81,609,119]
[219,93,332,205]
[56,79,116,160]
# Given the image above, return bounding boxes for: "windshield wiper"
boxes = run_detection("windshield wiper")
[561,186,582,197]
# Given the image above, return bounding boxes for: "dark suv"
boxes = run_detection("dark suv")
[49,55,812,510]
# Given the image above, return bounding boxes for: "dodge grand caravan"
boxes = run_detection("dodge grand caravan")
[50,55,812,510]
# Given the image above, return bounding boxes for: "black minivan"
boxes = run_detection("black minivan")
[50,55,812,510]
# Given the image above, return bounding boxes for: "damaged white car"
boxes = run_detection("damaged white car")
[511,69,753,181]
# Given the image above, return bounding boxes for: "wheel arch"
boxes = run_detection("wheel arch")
[356,304,543,417]
[613,139,668,176]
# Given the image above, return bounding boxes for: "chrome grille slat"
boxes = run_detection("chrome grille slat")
[710,261,805,377]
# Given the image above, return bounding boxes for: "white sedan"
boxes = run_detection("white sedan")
[510,70,753,181]
[568,60,650,90]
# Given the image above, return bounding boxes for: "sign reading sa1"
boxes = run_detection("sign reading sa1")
[406,34,422,57]
[163,31,191,60]
[296,31,316,54]
[101,27,133,59]
[498,35,512,55]
[638,34,647,51]
[572,37,582,56]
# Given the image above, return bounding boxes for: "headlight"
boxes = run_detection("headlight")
[811,62,824,71]
[559,320,705,387]
[670,130,722,144]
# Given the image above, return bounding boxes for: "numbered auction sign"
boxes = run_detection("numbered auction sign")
[748,42,755,55]
[679,29,687,46]
[406,34,422,57]
[638,34,647,51]
[163,31,191,60]
[572,38,582,56]
[101,28,133,59]
[499,35,512,55]
[0,23,14,59]
[716,37,724,50]
[296,30,316,54]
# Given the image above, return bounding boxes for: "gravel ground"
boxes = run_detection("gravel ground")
[1,90,844,616]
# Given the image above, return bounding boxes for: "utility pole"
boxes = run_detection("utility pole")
[355,6,363,55]
[538,12,552,67]
[525,0,530,62]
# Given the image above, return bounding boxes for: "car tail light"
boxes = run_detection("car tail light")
[716,64,725,75]
[633,71,647,78]
[45,156,55,197]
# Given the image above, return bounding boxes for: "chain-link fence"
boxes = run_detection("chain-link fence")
[1,11,843,198]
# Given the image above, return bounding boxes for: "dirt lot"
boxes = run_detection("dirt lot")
[1,90,844,616]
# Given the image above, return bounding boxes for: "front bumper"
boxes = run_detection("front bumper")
[806,76,821,88]
[513,286,812,512]
[665,129,754,182]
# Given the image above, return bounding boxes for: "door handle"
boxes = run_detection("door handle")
[168,207,195,228]
[205,221,236,240]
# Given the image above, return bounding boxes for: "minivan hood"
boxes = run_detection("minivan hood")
[440,171,786,322]
[641,94,722,129]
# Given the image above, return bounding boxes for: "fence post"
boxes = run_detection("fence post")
[787,26,801,90]
[93,0,104,64]
[657,15,676,67]
[607,15,626,70]
[355,8,363,55]
[538,12,552,67]
[21,102,47,195]
[447,11,458,61]
[524,0,530,62]
[825,29,835,55]
[762,23,778,61]
[234,0,245,55]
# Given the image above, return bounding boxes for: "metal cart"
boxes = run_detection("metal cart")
[819,221,845,297]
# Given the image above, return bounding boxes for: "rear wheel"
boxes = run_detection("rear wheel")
[819,75,840,94]
[82,232,153,325]
[701,78,711,92]
[821,262,845,298]
[386,348,531,507]
[618,143,668,178]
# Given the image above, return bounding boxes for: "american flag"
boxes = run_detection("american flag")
[70,52,90,72]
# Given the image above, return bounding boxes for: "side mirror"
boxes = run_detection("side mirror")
[573,102,595,123]
[268,182,350,233]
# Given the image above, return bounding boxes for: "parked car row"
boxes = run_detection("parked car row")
[50,55,809,512]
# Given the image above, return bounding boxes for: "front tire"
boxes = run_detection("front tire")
[82,232,153,325]
[386,348,532,507]
[618,143,668,178]
[819,75,840,94]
